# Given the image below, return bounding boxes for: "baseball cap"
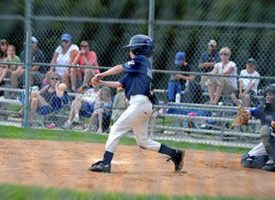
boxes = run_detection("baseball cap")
[246,58,257,66]
[31,36,38,43]
[175,51,186,65]
[208,40,217,46]
[61,33,72,42]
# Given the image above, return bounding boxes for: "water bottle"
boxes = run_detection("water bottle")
[175,93,181,103]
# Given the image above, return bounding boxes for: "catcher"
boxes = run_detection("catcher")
[236,83,275,171]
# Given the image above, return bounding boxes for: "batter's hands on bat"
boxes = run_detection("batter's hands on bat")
[91,74,103,87]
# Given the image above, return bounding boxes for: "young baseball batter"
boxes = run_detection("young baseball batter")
[241,83,275,171]
[89,34,184,173]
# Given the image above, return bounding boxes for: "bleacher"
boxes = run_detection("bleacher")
[0,81,264,148]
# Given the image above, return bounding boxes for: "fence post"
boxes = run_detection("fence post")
[23,0,32,128]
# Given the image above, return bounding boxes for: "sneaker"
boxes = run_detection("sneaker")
[63,121,72,130]
[97,127,103,133]
[262,160,275,172]
[167,150,185,172]
[72,115,80,123]
[84,127,91,132]
[88,160,111,173]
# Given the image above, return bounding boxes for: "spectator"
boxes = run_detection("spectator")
[0,45,20,85]
[85,86,112,133]
[110,87,128,124]
[0,39,9,62]
[45,33,79,92]
[11,36,46,89]
[231,58,260,107]
[167,51,195,102]
[19,73,70,126]
[198,40,220,90]
[63,85,100,129]
[72,40,99,89]
[0,39,9,95]
[207,47,237,105]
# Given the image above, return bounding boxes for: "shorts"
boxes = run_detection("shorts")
[79,101,94,117]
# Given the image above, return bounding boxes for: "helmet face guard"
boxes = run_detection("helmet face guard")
[264,84,275,109]
[124,34,154,57]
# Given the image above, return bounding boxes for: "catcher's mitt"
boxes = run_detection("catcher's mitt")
[231,106,250,128]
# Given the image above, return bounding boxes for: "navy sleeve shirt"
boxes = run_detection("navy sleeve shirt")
[250,105,275,126]
[199,51,220,73]
[119,55,152,100]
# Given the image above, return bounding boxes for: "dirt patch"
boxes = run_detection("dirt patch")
[0,139,274,198]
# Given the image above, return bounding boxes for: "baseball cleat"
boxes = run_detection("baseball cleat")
[88,160,111,173]
[167,150,185,172]
[262,160,275,172]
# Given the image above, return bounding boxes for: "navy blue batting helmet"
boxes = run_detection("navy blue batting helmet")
[124,34,153,57]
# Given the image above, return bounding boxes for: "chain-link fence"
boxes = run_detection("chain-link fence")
[0,0,274,147]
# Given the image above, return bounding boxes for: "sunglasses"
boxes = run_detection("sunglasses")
[220,53,229,56]
[51,77,59,80]
[81,45,88,48]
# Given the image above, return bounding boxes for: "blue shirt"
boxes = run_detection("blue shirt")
[119,55,152,100]
[199,51,220,73]
[250,105,275,126]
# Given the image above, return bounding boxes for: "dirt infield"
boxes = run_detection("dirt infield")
[0,139,275,198]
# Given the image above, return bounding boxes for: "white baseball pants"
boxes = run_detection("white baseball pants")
[105,95,161,153]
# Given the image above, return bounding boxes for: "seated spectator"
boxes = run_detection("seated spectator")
[18,73,70,126]
[0,45,20,85]
[85,87,112,133]
[0,39,9,96]
[72,40,99,89]
[0,39,9,62]
[13,36,46,88]
[207,47,237,105]
[63,85,100,129]
[231,58,260,107]
[198,40,220,91]
[45,33,79,92]
[167,51,195,102]
[110,87,128,124]
[167,51,202,103]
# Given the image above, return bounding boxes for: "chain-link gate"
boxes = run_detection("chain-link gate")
[0,0,274,147]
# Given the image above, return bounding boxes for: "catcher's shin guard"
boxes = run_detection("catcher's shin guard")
[260,125,275,161]
[241,153,268,169]
[88,161,111,173]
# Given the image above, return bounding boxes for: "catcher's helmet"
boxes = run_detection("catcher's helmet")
[265,84,275,94]
[124,34,153,57]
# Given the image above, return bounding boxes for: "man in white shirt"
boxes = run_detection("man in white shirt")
[231,58,260,107]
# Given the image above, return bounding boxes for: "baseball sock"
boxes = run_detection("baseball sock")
[102,151,113,165]
[158,144,177,157]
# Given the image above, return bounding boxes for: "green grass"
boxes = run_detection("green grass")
[0,125,249,154]
[0,184,269,200]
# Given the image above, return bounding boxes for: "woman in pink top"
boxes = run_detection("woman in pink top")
[73,40,99,88]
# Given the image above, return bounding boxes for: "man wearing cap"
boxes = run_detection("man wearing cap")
[198,40,220,90]
[167,51,194,102]
[11,36,45,89]
[231,58,260,107]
